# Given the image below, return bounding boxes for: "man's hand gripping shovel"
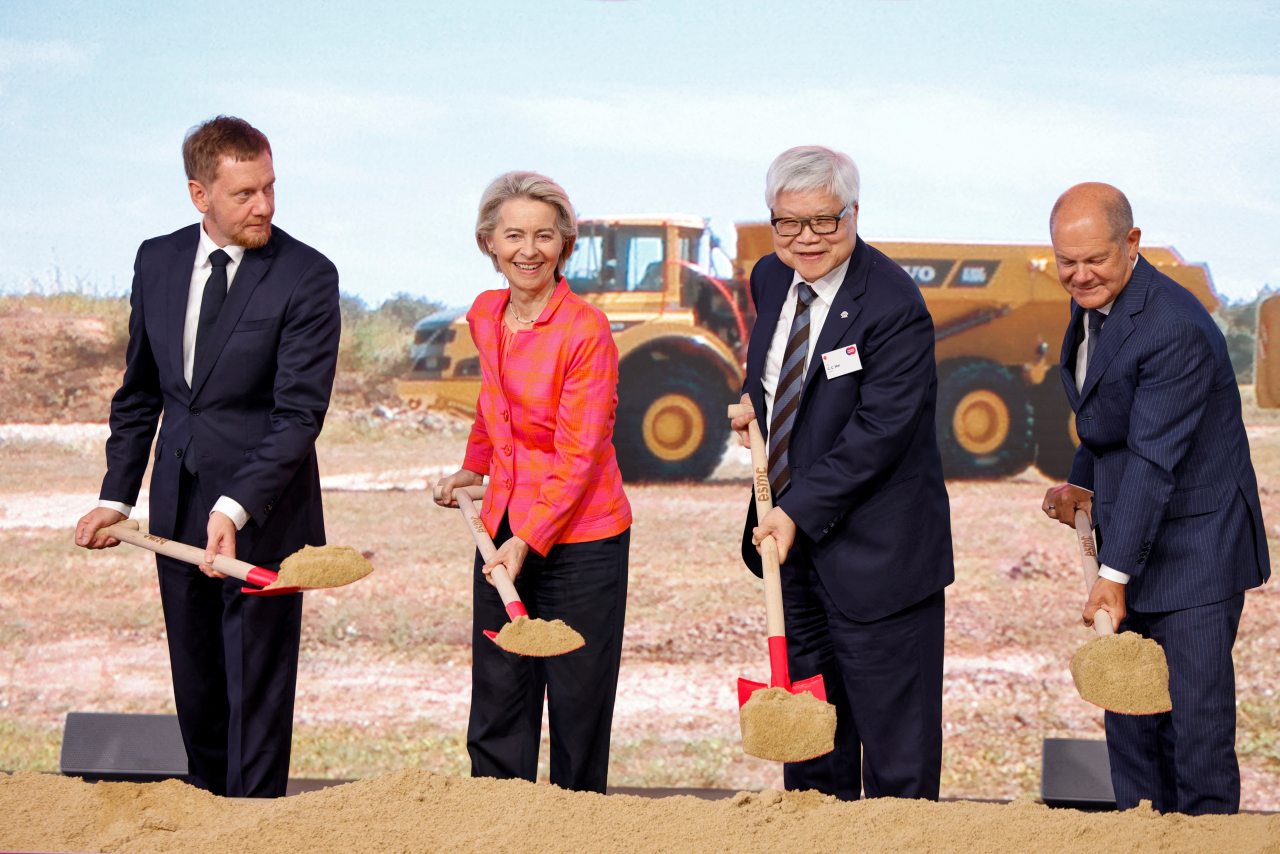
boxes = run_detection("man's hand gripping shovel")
[728,404,835,763]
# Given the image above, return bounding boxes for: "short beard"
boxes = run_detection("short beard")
[231,222,272,249]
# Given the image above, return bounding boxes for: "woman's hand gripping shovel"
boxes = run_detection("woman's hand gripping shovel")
[101,520,372,595]
[443,485,584,657]
[728,404,837,762]
[1069,509,1171,715]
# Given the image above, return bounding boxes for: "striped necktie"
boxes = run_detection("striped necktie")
[767,281,817,497]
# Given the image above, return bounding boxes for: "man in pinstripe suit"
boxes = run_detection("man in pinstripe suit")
[1041,183,1270,815]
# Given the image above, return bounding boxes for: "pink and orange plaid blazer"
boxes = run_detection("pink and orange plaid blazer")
[462,278,631,555]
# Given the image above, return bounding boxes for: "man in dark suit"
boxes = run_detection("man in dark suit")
[74,116,341,798]
[729,146,954,800]
[1041,182,1269,815]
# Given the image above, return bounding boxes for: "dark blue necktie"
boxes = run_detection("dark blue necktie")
[1085,308,1105,381]
[194,249,231,382]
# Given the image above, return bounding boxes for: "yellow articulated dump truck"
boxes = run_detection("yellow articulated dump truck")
[398,216,1219,481]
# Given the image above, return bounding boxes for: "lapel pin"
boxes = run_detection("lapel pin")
[840,311,848,318]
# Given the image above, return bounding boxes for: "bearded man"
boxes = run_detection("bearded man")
[74,116,341,798]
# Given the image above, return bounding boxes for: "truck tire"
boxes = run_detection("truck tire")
[615,364,731,482]
[1030,380,1079,481]
[936,361,1034,479]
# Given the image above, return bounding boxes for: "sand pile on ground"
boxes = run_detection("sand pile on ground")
[494,615,585,656]
[740,687,837,762]
[268,544,374,590]
[3,770,1277,854]
[1071,631,1172,715]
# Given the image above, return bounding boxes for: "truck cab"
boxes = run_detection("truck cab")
[401,216,748,481]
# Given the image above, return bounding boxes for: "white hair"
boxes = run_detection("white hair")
[764,146,860,212]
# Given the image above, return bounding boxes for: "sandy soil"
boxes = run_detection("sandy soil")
[4,769,1278,854]
[2,407,1278,808]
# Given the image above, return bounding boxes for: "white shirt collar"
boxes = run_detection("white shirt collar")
[790,252,853,304]
[196,222,246,268]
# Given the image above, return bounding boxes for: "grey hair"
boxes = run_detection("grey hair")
[765,146,860,212]
[476,171,578,278]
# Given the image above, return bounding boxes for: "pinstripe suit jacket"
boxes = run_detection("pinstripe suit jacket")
[1063,255,1269,612]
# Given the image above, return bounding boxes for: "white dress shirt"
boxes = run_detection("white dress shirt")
[1071,254,1136,585]
[184,227,246,386]
[1074,300,1113,394]
[761,254,852,419]
[99,223,251,531]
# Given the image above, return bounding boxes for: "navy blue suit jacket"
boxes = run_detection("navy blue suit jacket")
[1063,255,1269,612]
[100,224,341,565]
[740,237,954,622]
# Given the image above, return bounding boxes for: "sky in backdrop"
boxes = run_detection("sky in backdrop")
[2,1,1277,308]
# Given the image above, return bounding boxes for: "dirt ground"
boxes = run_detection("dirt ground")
[2,401,1278,809]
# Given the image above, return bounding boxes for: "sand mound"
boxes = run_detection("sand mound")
[1071,631,1172,715]
[493,615,585,656]
[3,770,1277,854]
[267,544,374,590]
[740,686,837,762]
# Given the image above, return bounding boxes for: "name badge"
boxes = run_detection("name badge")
[821,344,863,379]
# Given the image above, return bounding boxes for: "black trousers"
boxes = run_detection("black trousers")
[155,466,303,798]
[1106,592,1246,815]
[779,550,945,801]
[468,515,629,793]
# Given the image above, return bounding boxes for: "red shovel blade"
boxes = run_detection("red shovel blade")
[480,601,529,645]
[792,674,827,702]
[240,566,301,596]
[738,637,828,707]
[738,677,767,708]
[737,674,828,708]
[242,585,304,597]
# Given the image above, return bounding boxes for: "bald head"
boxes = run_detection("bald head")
[1050,182,1134,245]
[1049,182,1141,310]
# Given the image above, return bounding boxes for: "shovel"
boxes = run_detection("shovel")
[451,488,583,657]
[1070,509,1172,715]
[103,520,302,596]
[727,405,826,706]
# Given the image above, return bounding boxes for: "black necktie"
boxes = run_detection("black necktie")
[1085,308,1105,382]
[194,249,231,382]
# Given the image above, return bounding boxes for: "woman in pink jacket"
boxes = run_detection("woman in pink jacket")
[435,172,631,793]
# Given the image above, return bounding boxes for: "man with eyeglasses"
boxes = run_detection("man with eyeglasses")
[729,146,953,801]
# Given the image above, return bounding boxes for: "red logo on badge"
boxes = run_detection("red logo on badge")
[846,345,857,356]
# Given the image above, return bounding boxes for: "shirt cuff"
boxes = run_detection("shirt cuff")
[211,496,249,531]
[98,500,133,517]
[1098,564,1130,584]
[1067,483,1095,495]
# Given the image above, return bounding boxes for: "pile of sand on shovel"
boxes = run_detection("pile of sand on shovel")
[740,687,837,762]
[265,545,374,590]
[1071,631,1172,715]
[493,615,585,656]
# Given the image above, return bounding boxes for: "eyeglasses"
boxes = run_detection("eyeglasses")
[770,206,849,237]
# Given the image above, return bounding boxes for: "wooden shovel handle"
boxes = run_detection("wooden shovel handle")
[433,483,487,503]
[728,404,786,639]
[456,490,523,613]
[102,522,276,587]
[1073,509,1115,636]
